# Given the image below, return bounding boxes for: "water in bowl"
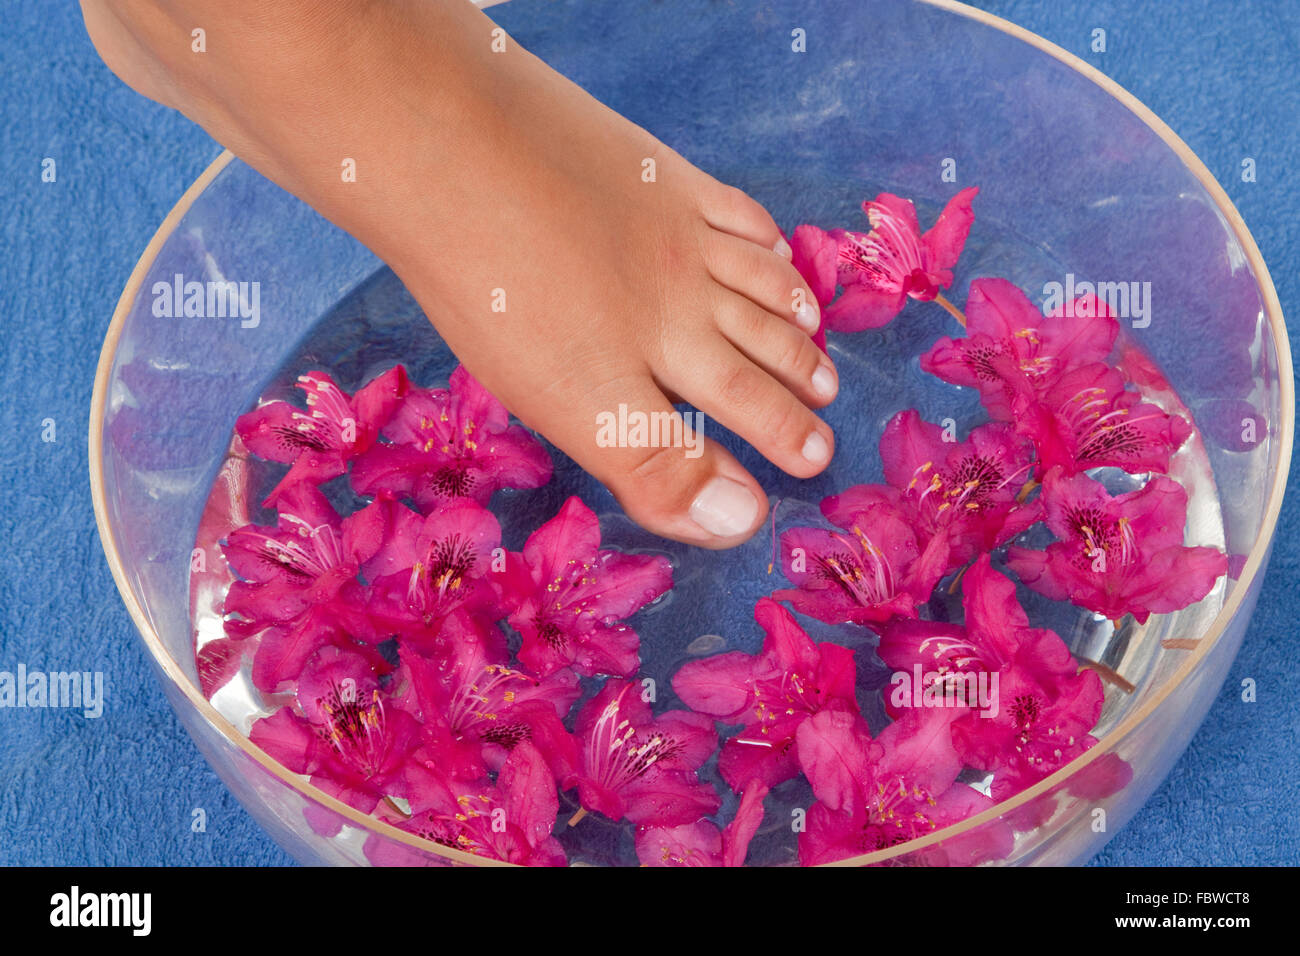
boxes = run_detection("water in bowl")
[190,204,1228,867]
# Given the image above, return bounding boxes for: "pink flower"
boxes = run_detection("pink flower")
[824,410,1040,575]
[921,278,1118,420]
[790,224,839,309]
[951,664,1105,801]
[376,741,567,866]
[351,365,552,511]
[874,552,1106,805]
[823,187,978,332]
[221,483,388,691]
[395,634,580,782]
[672,598,858,791]
[236,366,408,505]
[634,781,770,867]
[771,496,948,625]
[362,497,505,646]
[878,554,1084,717]
[502,497,673,679]
[795,709,1011,866]
[249,647,421,814]
[564,680,720,827]
[1010,362,1191,477]
[1006,469,1228,624]
[222,485,378,635]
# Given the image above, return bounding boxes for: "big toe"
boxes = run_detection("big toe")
[533,378,769,548]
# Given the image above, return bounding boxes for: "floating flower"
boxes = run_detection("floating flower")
[795,708,1012,866]
[351,365,552,511]
[673,598,858,790]
[362,497,505,647]
[635,781,770,867]
[249,647,420,814]
[1006,469,1228,624]
[502,497,672,679]
[396,635,580,782]
[921,278,1118,419]
[564,680,720,828]
[824,410,1040,575]
[1010,362,1191,477]
[772,497,948,625]
[878,554,1084,717]
[376,741,567,866]
[221,484,388,691]
[951,663,1104,801]
[823,187,978,332]
[236,366,408,505]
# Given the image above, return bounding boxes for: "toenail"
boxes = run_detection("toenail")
[802,431,830,466]
[811,363,837,399]
[795,301,820,334]
[690,476,761,538]
[774,237,793,259]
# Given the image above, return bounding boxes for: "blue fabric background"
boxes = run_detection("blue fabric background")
[0,0,1295,866]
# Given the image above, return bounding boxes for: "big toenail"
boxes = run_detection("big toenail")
[690,476,760,537]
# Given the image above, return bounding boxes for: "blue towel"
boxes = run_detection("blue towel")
[0,0,1294,866]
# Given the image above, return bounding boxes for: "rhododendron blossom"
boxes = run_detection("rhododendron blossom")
[362,497,506,646]
[373,741,568,866]
[395,636,579,782]
[564,680,720,827]
[236,366,408,505]
[250,647,420,814]
[823,409,1040,574]
[1009,362,1191,477]
[673,598,858,790]
[502,496,673,679]
[221,484,388,691]
[635,782,769,867]
[824,187,979,331]
[952,664,1105,800]
[795,709,1012,866]
[921,277,1118,420]
[351,364,551,510]
[772,497,948,625]
[1007,469,1227,624]
[879,554,1085,718]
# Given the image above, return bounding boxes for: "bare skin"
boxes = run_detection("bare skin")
[81,0,839,547]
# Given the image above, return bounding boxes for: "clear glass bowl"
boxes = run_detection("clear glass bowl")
[90,0,1292,866]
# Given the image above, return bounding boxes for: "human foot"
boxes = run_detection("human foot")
[83,0,838,548]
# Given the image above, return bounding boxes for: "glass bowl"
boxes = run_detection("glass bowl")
[90,0,1292,866]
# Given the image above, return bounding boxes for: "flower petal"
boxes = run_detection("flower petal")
[921,186,978,273]
[823,284,907,332]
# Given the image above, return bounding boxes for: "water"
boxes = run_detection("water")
[189,231,1228,867]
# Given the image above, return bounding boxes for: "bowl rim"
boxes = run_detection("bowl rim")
[89,0,1294,867]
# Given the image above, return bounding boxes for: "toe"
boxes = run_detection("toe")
[703,228,821,335]
[696,180,790,257]
[520,367,768,548]
[659,340,835,479]
[714,291,838,408]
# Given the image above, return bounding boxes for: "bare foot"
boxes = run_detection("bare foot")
[82,0,838,547]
